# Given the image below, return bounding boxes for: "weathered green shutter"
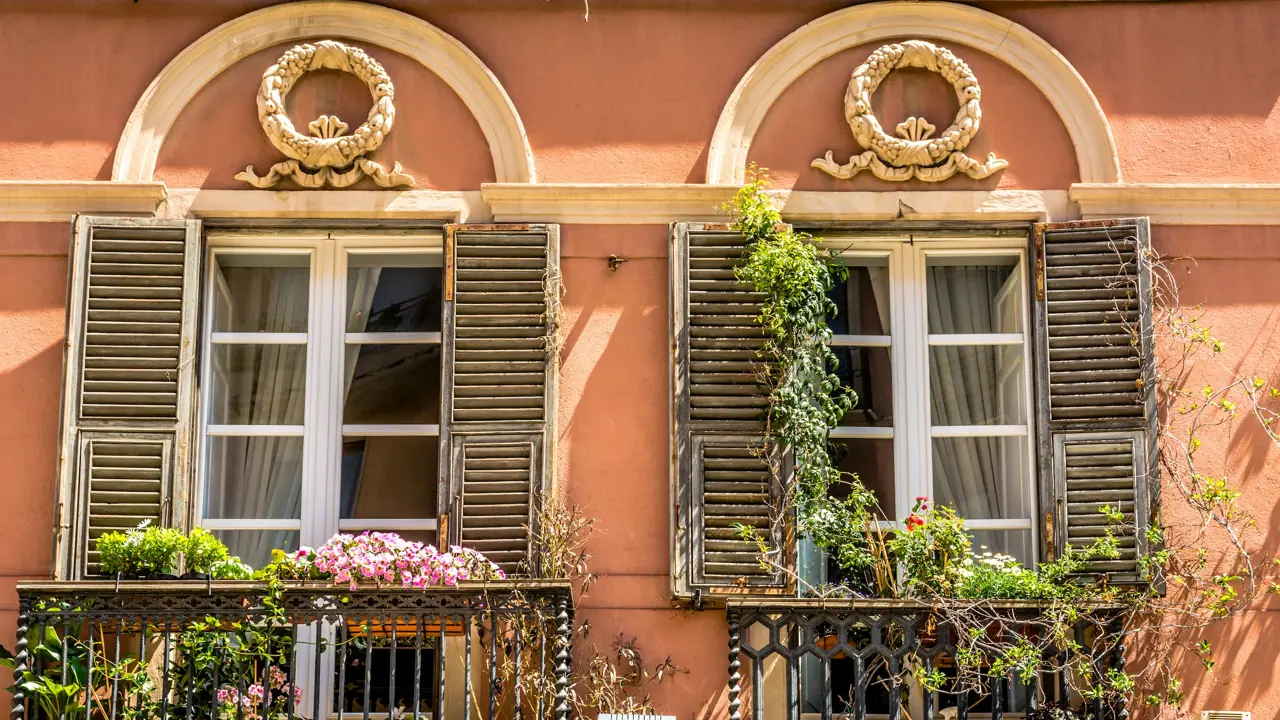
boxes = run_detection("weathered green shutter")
[55,216,202,578]
[1033,218,1157,582]
[673,223,790,598]
[440,224,558,574]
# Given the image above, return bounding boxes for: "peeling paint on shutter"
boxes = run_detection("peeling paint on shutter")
[673,223,789,598]
[1052,431,1148,575]
[81,435,173,574]
[57,217,201,579]
[440,225,558,574]
[1033,218,1157,584]
[451,434,540,573]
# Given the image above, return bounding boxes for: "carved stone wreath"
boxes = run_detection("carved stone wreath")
[812,40,1008,182]
[237,40,415,189]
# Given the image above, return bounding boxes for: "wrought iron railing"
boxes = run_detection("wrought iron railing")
[10,581,573,720]
[726,598,1126,720]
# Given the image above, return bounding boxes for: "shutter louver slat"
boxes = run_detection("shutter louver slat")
[674,223,789,597]
[57,216,201,580]
[1034,219,1156,585]
[442,225,557,577]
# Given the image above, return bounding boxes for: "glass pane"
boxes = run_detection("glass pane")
[213,254,310,333]
[828,438,895,518]
[928,345,1026,425]
[833,346,892,427]
[347,265,443,333]
[926,256,1022,334]
[969,530,1034,567]
[212,530,298,572]
[340,437,439,520]
[932,436,1031,521]
[827,261,890,336]
[205,436,303,519]
[210,345,306,425]
[343,344,441,424]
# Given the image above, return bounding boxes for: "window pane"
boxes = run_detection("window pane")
[213,255,309,333]
[932,436,1031,521]
[926,257,1022,334]
[205,436,303,519]
[833,346,893,427]
[212,530,298,571]
[827,261,890,335]
[343,344,441,424]
[828,438,895,518]
[210,344,306,424]
[341,437,438,520]
[969,530,1033,567]
[928,345,1025,425]
[347,265,443,333]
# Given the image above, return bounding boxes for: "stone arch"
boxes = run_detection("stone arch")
[113,1,536,184]
[705,1,1120,185]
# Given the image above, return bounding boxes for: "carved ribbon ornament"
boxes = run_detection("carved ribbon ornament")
[237,40,415,189]
[812,40,1008,182]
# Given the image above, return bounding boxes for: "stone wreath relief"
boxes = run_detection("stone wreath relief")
[813,40,1009,182]
[237,40,415,189]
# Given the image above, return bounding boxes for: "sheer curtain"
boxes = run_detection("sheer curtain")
[927,265,1021,521]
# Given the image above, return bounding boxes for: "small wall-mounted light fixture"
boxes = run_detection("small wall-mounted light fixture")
[607,254,629,271]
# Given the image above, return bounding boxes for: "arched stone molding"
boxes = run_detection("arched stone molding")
[705,2,1120,185]
[113,1,536,184]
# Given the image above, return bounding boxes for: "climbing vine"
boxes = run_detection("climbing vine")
[725,166,880,576]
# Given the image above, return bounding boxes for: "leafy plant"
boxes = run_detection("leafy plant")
[97,522,186,577]
[0,605,89,720]
[183,527,230,575]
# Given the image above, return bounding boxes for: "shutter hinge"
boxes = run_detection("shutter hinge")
[439,513,449,545]
[1043,511,1055,561]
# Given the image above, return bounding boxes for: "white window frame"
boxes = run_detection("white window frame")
[196,230,446,552]
[823,235,1037,555]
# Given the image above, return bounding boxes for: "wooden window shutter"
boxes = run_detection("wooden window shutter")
[55,216,202,579]
[440,224,559,574]
[1032,218,1158,582]
[672,222,791,599]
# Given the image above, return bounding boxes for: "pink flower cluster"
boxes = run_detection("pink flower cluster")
[215,666,301,720]
[294,532,506,591]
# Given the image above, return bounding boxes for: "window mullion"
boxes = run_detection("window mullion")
[302,242,342,548]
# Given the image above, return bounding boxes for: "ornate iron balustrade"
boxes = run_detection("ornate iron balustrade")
[726,598,1126,720]
[10,581,573,720]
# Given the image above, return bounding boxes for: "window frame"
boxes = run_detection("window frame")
[194,230,446,555]
[821,234,1038,557]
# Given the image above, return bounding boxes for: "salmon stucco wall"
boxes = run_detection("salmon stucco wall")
[1,0,1279,185]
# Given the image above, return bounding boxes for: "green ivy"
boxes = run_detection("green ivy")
[725,167,878,574]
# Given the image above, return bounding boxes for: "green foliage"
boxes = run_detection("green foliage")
[183,527,229,574]
[725,166,877,572]
[0,603,89,720]
[97,522,186,577]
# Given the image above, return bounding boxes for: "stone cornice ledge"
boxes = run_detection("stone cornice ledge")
[161,189,486,223]
[482,184,1073,223]
[0,181,166,222]
[1071,183,1280,224]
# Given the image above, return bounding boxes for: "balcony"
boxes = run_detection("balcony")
[9,580,573,720]
[726,598,1126,720]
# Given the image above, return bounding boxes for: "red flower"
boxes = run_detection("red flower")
[905,513,926,532]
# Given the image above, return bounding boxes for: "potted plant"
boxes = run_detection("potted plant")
[182,528,254,580]
[97,522,186,580]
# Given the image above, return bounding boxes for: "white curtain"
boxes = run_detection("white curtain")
[212,267,380,565]
[927,266,1020,521]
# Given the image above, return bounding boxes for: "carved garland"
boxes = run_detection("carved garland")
[237,40,415,189]
[812,40,1008,182]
